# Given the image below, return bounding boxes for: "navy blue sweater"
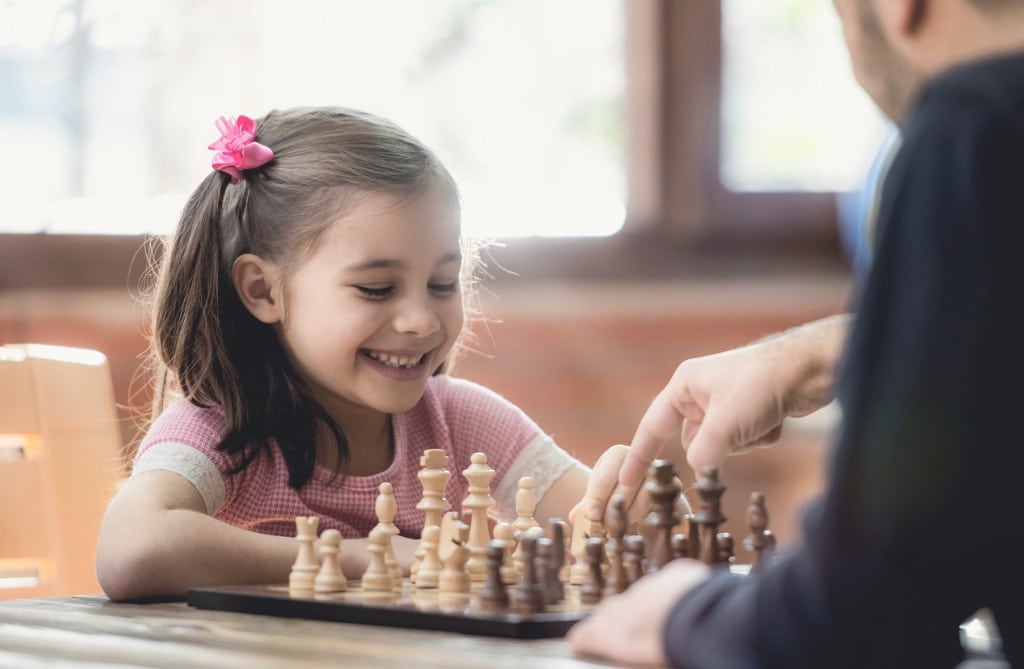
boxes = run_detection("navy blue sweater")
[663,51,1024,668]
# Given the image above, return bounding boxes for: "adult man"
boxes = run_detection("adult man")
[569,1,1024,666]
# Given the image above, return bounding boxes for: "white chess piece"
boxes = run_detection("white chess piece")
[438,521,471,594]
[493,522,520,585]
[374,481,402,589]
[314,528,347,593]
[412,449,450,583]
[361,526,394,592]
[461,452,495,582]
[415,525,443,589]
[511,477,540,574]
[289,515,320,591]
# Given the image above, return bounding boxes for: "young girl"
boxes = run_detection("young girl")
[95,107,591,601]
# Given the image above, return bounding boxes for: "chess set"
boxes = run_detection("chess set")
[187,450,776,639]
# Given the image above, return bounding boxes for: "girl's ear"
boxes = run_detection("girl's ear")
[232,253,283,324]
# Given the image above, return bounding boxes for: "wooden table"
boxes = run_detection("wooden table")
[0,595,1008,668]
[0,594,622,669]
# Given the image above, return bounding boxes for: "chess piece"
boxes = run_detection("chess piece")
[479,540,511,610]
[314,528,347,593]
[511,477,541,574]
[604,495,628,596]
[438,510,462,563]
[716,532,735,568]
[549,518,569,584]
[685,513,701,561]
[579,537,605,604]
[415,525,443,589]
[569,516,603,585]
[289,515,320,591]
[644,460,681,572]
[512,533,544,615]
[671,532,690,560]
[493,522,520,585]
[361,526,394,592]
[373,481,402,588]
[622,534,645,587]
[695,465,727,566]
[439,520,471,593]
[537,537,562,605]
[412,449,451,583]
[743,491,777,574]
[462,452,496,582]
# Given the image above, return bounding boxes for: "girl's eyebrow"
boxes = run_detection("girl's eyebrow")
[343,252,462,273]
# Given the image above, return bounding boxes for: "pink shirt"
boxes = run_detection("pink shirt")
[132,375,577,539]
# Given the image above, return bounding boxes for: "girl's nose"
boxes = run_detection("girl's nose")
[393,293,442,337]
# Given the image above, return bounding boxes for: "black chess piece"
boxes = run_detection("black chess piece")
[512,533,544,615]
[580,537,606,604]
[644,460,681,572]
[743,491,777,574]
[695,465,727,566]
[549,518,568,583]
[479,540,510,609]
[671,532,689,560]
[537,537,562,605]
[716,532,735,568]
[604,495,628,596]
[622,534,646,586]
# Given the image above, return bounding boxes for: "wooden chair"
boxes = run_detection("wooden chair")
[0,343,126,598]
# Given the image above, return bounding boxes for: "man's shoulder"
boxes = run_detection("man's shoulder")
[914,50,1024,128]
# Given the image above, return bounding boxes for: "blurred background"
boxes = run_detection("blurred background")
[0,0,890,551]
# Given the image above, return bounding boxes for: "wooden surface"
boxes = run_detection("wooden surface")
[0,595,623,669]
[0,595,1008,668]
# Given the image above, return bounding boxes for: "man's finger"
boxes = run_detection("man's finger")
[620,389,688,487]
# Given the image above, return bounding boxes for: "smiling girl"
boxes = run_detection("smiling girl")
[95,108,590,601]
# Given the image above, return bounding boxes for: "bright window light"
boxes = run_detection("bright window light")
[0,1,626,239]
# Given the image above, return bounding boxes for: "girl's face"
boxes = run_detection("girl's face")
[276,183,464,423]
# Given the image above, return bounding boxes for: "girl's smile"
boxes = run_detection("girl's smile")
[361,347,435,380]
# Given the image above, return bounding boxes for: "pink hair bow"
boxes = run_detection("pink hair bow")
[208,115,274,183]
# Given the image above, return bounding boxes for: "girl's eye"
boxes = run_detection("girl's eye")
[429,282,459,294]
[356,285,393,298]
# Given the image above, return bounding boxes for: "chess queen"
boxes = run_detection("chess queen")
[95,107,594,601]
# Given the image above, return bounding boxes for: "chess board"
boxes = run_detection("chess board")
[186,580,593,639]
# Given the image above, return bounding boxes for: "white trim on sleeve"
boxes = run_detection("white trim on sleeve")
[493,434,577,521]
[132,442,226,515]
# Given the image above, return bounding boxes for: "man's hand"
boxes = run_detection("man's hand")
[580,315,848,523]
[567,559,712,665]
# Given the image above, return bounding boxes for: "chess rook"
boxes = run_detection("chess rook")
[289,515,320,591]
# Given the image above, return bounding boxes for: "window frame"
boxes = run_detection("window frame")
[0,0,843,291]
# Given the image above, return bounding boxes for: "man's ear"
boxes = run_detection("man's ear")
[232,253,283,324]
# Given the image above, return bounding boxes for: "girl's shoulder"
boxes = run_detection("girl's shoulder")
[139,399,226,454]
[416,374,542,439]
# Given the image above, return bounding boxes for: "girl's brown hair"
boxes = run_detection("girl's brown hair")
[148,107,463,489]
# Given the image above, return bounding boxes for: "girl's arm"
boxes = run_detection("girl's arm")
[95,470,405,601]
[532,461,592,527]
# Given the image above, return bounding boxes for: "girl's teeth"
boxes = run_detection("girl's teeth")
[368,351,422,368]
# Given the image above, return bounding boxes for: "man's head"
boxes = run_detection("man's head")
[833,0,1024,122]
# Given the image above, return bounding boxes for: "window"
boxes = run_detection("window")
[721,0,887,191]
[0,0,625,239]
